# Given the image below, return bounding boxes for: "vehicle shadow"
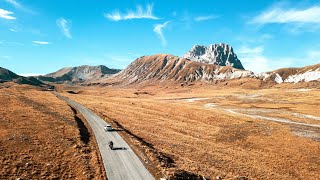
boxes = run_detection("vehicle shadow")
[112,147,127,150]
[109,129,124,132]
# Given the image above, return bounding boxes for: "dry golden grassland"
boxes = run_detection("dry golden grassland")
[62,85,320,179]
[0,83,105,179]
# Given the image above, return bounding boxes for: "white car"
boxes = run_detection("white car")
[104,125,112,131]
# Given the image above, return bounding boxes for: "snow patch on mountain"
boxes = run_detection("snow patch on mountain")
[274,73,283,84]
[257,65,320,84]
[284,70,320,83]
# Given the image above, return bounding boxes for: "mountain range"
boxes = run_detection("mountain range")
[106,54,254,86]
[1,43,319,87]
[0,67,48,87]
[37,65,121,84]
[102,43,319,86]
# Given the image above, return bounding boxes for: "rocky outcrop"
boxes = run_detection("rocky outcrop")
[183,43,244,70]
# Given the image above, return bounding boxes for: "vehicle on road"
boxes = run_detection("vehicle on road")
[109,141,114,150]
[104,125,112,131]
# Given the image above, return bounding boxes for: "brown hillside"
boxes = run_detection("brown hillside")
[105,54,253,85]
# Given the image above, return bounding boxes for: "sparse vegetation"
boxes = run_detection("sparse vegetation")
[0,84,105,179]
[61,85,320,179]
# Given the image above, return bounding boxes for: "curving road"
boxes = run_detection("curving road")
[53,92,154,180]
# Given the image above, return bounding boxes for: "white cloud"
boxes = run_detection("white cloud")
[153,21,170,46]
[0,9,16,20]
[194,15,218,21]
[236,34,273,43]
[237,46,269,72]
[56,18,72,39]
[259,34,273,41]
[4,0,22,9]
[10,41,23,45]
[238,46,264,55]
[19,73,44,77]
[9,28,17,32]
[106,11,121,21]
[32,41,50,45]
[237,45,294,72]
[180,12,219,28]
[307,51,320,64]
[251,6,320,24]
[105,4,160,21]
[4,0,33,13]
[181,12,193,29]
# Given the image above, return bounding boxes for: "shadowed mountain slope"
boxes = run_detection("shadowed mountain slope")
[0,67,48,87]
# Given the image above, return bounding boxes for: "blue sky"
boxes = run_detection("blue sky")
[0,0,320,75]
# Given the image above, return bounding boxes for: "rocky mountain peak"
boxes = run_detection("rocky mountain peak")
[183,43,244,70]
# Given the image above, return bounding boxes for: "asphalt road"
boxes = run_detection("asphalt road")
[53,92,154,180]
